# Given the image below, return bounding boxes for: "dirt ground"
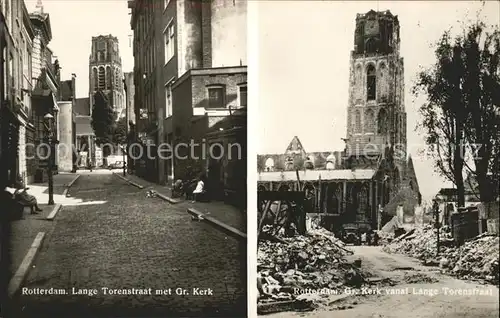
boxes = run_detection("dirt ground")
[263,246,499,318]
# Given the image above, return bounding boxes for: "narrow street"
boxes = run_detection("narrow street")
[9,172,246,317]
[265,246,499,318]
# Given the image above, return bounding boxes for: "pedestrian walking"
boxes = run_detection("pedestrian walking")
[88,157,93,172]
[372,230,379,246]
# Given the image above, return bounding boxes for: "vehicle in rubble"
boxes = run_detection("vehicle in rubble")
[341,224,361,245]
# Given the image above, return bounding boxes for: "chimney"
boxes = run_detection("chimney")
[71,73,77,102]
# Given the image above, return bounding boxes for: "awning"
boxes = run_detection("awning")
[51,93,59,111]
[32,90,58,115]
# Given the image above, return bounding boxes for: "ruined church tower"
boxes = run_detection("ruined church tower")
[345,10,407,160]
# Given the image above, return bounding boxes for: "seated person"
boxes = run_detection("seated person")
[192,175,207,203]
[7,177,43,214]
[172,179,184,198]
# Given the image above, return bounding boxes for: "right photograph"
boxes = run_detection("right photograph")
[256,1,500,316]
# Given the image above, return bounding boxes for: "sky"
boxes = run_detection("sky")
[25,0,134,98]
[256,0,500,201]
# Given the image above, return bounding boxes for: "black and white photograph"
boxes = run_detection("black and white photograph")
[1,0,247,317]
[256,1,499,317]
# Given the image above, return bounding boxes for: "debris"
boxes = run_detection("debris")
[383,225,499,284]
[402,273,439,284]
[257,225,366,308]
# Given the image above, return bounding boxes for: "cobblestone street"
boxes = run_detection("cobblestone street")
[10,172,246,317]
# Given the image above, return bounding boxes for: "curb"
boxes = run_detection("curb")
[8,232,46,298]
[62,174,80,196]
[67,174,80,188]
[113,173,144,189]
[155,192,181,204]
[187,207,246,241]
[46,204,62,221]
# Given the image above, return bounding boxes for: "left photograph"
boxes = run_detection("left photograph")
[0,0,247,317]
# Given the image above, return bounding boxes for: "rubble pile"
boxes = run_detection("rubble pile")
[382,225,453,260]
[439,234,499,284]
[383,226,499,284]
[257,226,363,305]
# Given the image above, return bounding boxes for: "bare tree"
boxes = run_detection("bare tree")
[461,22,500,202]
[413,21,500,205]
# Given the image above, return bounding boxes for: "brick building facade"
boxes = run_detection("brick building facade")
[129,0,247,186]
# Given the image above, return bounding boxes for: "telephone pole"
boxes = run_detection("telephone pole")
[433,199,440,256]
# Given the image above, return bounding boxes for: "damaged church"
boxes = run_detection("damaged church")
[257,10,421,233]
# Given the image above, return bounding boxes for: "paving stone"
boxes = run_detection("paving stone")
[10,173,246,317]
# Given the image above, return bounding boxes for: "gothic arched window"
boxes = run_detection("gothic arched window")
[98,66,105,89]
[365,109,375,132]
[326,154,336,170]
[355,64,362,84]
[358,184,369,217]
[354,110,362,133]
[377,108,388,134]
[365,38,377,53]
[367,64,376,101]
[106,66,112,90]
[379,62,386,76]
[395,115,400,143]
[394,168,400,189]
[115,68,121,89]
[265,157,275,172]
[92,68,98,90]
[285,156,294,170]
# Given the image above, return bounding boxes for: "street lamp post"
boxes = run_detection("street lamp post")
[44,113,55,205]
[123,77,129,177]
[432,199,440,256]
[122,144,126,177]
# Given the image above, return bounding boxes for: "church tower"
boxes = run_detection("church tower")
[89,35,125,120]
[345,10,406,161]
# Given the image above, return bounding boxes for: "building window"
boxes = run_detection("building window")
[9,53,13,89]
[265,157,275,172]
[165,84,172,118]
[365,109,375,132]
[238,84,247,107]
[92,68,98,90]
[98,66,105,89]
[106,66,112,89]
[115,68,120,89]
[207,86,225,108]
[19,51,23,91]
[377,108,388,134]
[367,64,376,101]
[354,110,361,133]
[28,51,32,83]
[355,64,362,84]
[3,47,6,99]
[164,23,175,63]
[365,38,377,53]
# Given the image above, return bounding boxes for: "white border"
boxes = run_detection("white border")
[247,0,258,316]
